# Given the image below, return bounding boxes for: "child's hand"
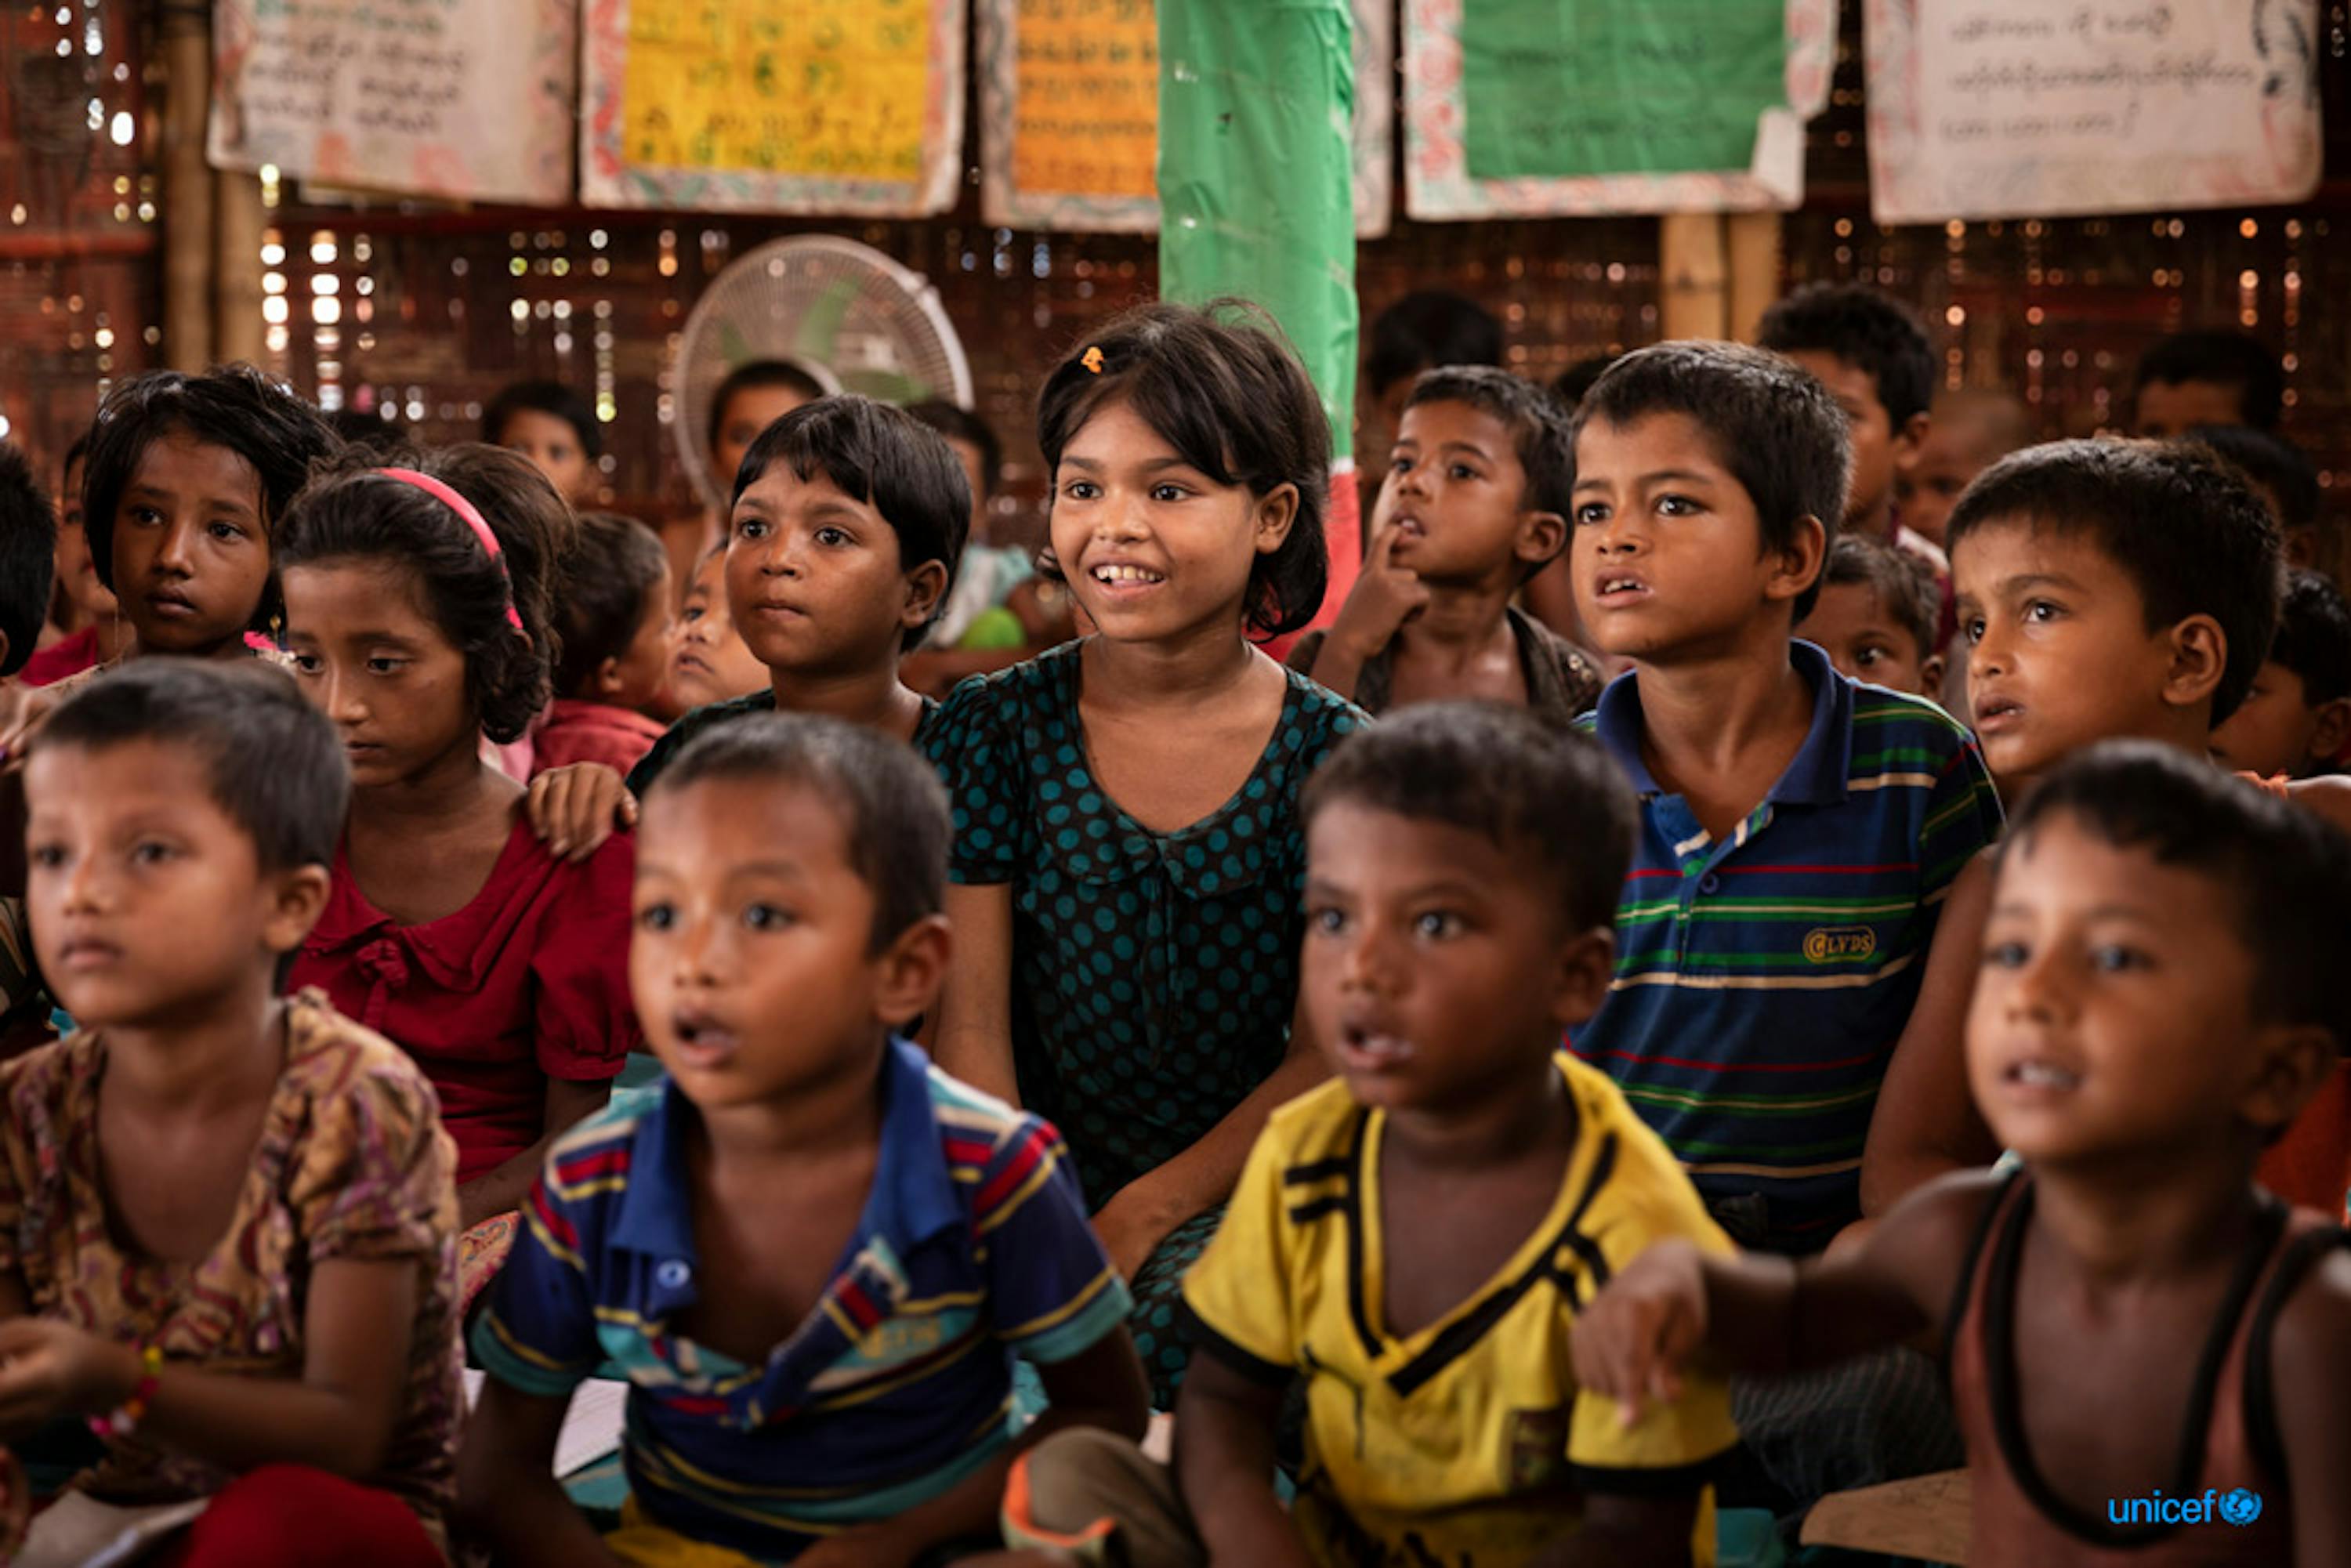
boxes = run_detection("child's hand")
[1328,521,1429,663]
[0,686,59,776]
[0,1319,139,1437]
[1569,1239,1711,1429]
[526,764,636,862]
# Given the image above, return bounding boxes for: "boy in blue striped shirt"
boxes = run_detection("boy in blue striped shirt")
[1567,342,2002,1255]
[457,715,1149,1565]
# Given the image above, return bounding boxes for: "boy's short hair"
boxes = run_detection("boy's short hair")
[2135,331,2284,431]
[1365,292,1503,397]
[2267,568,2351,707]
[41,658,349,875]
[555,512,671,696]
[1819,533,1939,661]
[82,364,341,608]
[905,400,1002,502]
[1303,702,1636,932]
[1756,282,1936,429]
[1946,439,2280,726]
[1551,353,1622,411]
[647,712,949,954]
[484,380,601,462]
[1577,341,1849,621]
[0,443,56,677]
[2007,739,2351,1055]
[2180,425,2320,534]
[1038,300,1330,639]
[325,405,409,455]
[1404,366,1574,522]
[708,360,828,451]
[733,395,971,652]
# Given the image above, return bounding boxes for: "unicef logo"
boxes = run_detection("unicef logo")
[2106,1487,2262,1526]
[2220,1489,2263,1527]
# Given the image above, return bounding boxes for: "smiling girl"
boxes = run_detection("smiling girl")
[923,302,1363,1404]
[275,447,638,1242]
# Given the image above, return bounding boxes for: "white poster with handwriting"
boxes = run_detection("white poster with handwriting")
[1865,0,2321,224]
[209,0,576,206]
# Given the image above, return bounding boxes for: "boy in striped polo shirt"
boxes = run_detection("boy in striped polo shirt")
[1566,342,2003,1256]
[458,715,1150,1565]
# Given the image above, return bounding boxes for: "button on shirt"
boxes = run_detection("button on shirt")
[1573,642,2003,1251]
[474,1038,1130,1559]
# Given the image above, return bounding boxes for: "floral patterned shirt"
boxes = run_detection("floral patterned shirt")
[0,990,464,1539]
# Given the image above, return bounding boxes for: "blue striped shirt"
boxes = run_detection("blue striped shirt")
[1573,641,2003,1251]
[473,1038,1130,1559]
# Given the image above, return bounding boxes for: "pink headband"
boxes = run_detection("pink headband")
[374,467,523,632]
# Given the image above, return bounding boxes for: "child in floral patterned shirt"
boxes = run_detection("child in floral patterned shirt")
[1,660,463,1566]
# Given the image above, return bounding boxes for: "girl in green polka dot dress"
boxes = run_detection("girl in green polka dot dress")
[926,302,1366,1406]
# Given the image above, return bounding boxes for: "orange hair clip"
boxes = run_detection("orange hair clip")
[1081,346,1105,375]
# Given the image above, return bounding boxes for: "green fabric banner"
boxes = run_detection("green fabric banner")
[1157,0,1360,628]
[1462,0,1786,180]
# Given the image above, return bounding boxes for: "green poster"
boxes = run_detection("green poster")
[1462,0,1787,180]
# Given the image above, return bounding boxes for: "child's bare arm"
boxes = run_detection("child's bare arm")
[1860,849,2003,1215]
[936,882,1020,1104]
[1534,1491,1700,1567]
[524,763,636,863]
[1574,1175,1994,1426]
[455,1378,629,1568]
[2272,1244,2351,1568]
[0,1257,418,1472]
[457,1077,614,1230]
[1172,1351,1317,1568]
[1306,523,1426,702]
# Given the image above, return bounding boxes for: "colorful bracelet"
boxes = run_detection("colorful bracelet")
[87,1345,163,1440]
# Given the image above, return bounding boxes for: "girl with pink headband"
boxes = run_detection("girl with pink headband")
[274,444,639,1290]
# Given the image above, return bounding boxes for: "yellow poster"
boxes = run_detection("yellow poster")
[619,0,933,181]
[1009,0,1157,200]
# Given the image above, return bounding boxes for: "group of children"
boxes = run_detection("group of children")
[0,276,2342,1568]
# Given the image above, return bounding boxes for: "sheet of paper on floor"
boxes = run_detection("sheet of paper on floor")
[465,1367,630,1476]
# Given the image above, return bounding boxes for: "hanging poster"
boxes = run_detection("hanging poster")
[1864,0,2322,224]
[580,0,966,215]
[976,0,1393,236]
[208,0,575,206]
[1403,0,1836,218]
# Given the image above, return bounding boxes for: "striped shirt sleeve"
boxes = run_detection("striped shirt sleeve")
[981,1114,1132,1363]
[471,1165,602,1398]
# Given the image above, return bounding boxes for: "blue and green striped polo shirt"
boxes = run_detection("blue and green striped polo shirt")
[1574,641,2002,1253]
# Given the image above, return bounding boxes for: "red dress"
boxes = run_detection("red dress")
[529,698,669,779]
[288,814,640,1185]
[19,626,100,687]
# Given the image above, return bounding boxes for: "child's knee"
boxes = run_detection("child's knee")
[160,1464,440,1568]
[1007,1428,1194,1563]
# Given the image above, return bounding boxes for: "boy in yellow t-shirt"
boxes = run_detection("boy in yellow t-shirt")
[1005,704,1738,1567]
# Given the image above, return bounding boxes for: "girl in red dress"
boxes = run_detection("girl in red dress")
[277,446,639,1241]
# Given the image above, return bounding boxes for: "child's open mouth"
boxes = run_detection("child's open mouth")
[2001,1058,2081,1093]
[1336,1023,1412,1074]
[671,1010,741,1067]
[1591,573,1650,607]
[1090,563,1166,588]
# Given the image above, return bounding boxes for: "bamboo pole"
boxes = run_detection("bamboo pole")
[158,1,212,371]
[1726,210,1784,342]
[1658,213,1729,342]
[213,170,266,368]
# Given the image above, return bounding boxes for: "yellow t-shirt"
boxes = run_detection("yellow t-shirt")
[1182,1054,1739,1566]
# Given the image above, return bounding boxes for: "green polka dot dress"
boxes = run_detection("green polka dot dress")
[925,639,1364,1400]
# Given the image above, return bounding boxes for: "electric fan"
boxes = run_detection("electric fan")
[672,236,974,513]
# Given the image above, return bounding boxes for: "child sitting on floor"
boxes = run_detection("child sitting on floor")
[276,447,638,1242]
[1576,743,2351,1567]
[1006,705,1737,1567]
[0,367,339,754]
[531,512,672,778]
[1292,365,1602,725]
[6,661,462,1566]
[654,541,768,721]
[926,302,1363,1408]
[1797,533,1946,697]
[1567,342,2001,1255]
[2211,569,2351,782]
[458,714,1149,1566]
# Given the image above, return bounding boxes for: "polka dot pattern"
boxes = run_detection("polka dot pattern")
[925,641,1364,1212]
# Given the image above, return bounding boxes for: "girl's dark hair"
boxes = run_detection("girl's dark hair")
[484,379,601,461]
[555,511,670,696]
[277,443,575,743]
[1036,299,1330,639]
[82,365,341,628]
